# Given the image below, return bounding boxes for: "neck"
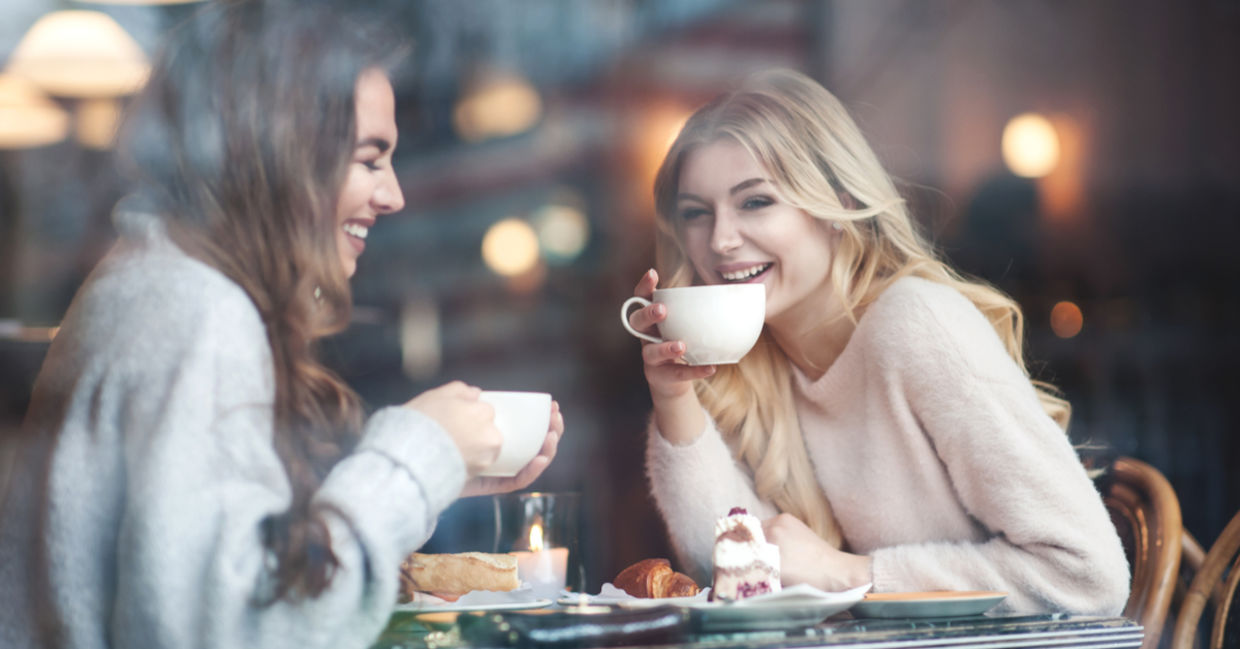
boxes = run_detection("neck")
[767,291,857,382]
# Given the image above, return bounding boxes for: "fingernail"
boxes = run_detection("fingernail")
[673,342,684,352]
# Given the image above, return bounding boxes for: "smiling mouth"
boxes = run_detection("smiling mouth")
[341,222,369,240]
[719,263,772,283]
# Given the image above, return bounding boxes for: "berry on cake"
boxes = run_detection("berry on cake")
[711,507,781,601]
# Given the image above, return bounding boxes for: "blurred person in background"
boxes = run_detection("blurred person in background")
[627,69,1127,615]
[0,2,563,648]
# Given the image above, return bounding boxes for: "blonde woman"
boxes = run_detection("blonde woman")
[629,69,1128,615]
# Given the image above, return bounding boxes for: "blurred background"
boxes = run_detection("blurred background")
[1,0,1237,592]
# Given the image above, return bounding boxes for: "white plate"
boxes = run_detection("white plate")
[392,598,553,613]
[685,583,870,633]
[555,583,711,607]
[849,591,1007,619]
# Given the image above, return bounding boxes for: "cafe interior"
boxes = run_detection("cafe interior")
[1,1,1238,648]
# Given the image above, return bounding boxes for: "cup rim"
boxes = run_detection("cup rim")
[479,390,552,398]
[652,283,765,295]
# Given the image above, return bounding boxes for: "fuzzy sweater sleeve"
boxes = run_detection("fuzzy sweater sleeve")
[866,282,1129,615]
[645,414,776,583]
[86,245,466,649]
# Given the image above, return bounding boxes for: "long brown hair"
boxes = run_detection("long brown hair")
[652,69,1070,547]
[120,0,408,601]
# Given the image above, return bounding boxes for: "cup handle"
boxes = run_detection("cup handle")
[620,296,664,344]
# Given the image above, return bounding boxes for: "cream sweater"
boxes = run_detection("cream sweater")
[647,277,1130,616]
[0,212,467,649]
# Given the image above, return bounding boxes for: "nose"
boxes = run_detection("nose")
[373,169,405,214]
[710,208,743,254]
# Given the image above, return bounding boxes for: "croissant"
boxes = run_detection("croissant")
[613,558,700,598]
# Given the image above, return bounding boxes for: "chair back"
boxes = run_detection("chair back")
[1099,456,1183,649]
[1171,509,1240,649]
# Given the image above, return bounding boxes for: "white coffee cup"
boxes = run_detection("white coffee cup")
[620,284,765,365]
[478,391,552,477]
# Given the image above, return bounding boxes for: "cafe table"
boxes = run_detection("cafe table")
[371,607,1145,649]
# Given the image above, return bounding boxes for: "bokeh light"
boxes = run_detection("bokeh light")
[453,71,542,142]
[0,73,69,149]
[1050,301,1084,338]
[482,217,540,277]
[6,10,150,98]
[1002,113,1060,178]
[533,203,589,263]
[74,97,122,150]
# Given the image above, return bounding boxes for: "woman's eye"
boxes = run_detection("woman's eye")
[360,160,382,171]
[679,207,709,221]
[741,195,774,210]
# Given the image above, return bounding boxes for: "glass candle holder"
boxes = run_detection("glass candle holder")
[492,491,583,598]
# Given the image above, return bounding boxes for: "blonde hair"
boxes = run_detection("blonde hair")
[651,69,1070,548]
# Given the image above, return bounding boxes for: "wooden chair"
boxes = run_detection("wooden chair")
[1099,456,1184,649]
[1171,509,1240,649]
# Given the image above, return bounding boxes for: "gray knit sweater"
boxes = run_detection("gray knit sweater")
[0,212,467,649]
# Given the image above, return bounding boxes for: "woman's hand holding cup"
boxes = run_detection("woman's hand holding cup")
[627,269,717,401]
[404,381,502,474]
[461,399,563,497]
[623,269,765,445]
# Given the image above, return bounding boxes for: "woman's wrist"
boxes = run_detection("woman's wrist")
[848,553,875,588]
[652,391,706,446]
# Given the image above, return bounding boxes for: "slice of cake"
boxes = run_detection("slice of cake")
[710,507,781,601]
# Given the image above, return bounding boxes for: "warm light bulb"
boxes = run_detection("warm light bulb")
[1002,113,1060,178]
[482,218,540,277]
[453,71,542,142]
[1050,301,1084,338]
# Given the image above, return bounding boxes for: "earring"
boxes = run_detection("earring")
[831,222,843,231]
[313,286,322,301]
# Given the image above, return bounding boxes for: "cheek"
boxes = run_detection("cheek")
[335,171,369,221]
[681,229,714,278]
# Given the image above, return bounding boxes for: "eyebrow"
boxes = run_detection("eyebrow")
[356,137,392,153]
[677,178,769,203]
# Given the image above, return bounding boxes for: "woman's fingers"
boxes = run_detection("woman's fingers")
[628,302,666,334]
[632,268,658,299]
[642,340,686,365]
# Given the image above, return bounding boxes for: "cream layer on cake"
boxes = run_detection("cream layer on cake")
[710,507,781,600]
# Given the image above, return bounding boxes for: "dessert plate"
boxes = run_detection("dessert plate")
[392,597,553,613]
[395,585,553,613]
[684,583,871,633]
[849,591,1007,619]
[556,583,710,607]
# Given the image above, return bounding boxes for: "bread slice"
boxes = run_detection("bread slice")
[399,552,520,598]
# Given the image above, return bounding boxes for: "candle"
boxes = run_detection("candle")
[512,519,569,598]
[513,547,569,598]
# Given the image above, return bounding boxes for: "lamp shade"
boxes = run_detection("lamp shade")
[74,0,204,4]
[6,10,150,98]
[0,73,69,149]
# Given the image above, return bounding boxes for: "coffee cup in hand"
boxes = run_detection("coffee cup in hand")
[620,284,765,365]
[477,391,552,477]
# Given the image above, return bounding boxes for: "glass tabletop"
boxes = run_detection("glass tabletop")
[372,609,1144,649]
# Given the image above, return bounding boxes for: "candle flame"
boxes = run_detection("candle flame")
[528,521,544,552]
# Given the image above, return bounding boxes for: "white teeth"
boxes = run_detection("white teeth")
[342,223,369,239]
[721,263,771,282]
